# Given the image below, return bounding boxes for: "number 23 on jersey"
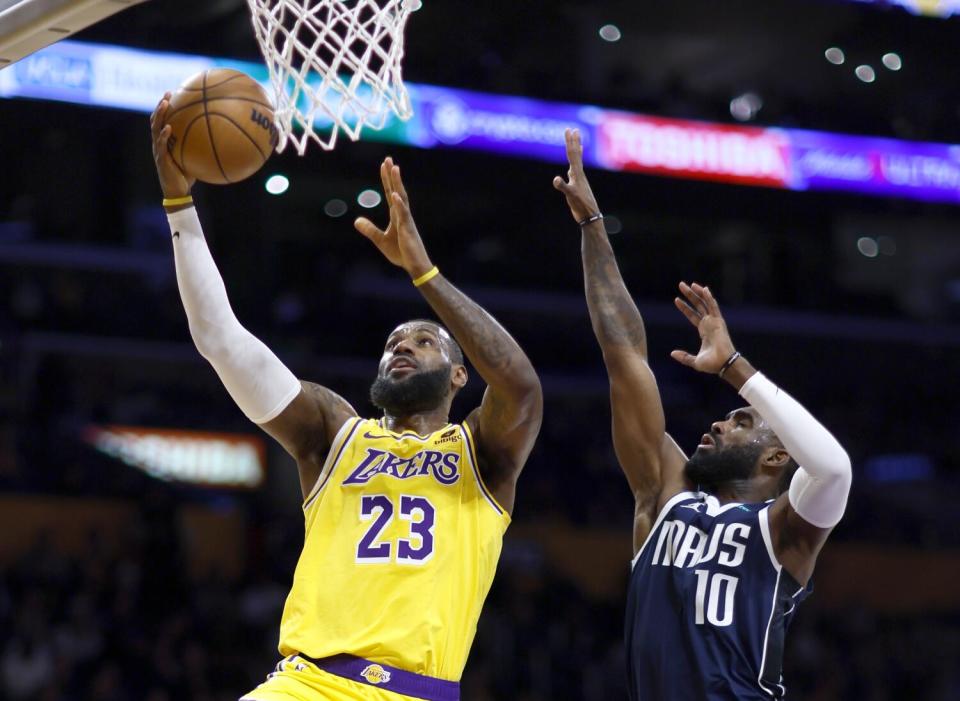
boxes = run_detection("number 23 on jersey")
[356,494,436,564]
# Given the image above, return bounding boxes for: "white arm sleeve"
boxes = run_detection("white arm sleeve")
[739,372,852,528]
[168,207,301,424]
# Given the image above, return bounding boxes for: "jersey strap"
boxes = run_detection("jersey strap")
[302,416,363,510]
[297,653,460,701]
[460,421,509,518]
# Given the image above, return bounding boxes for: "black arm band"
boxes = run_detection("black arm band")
[718,351,742,378]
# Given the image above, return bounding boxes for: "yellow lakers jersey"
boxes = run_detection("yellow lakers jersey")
[278,417,510,682]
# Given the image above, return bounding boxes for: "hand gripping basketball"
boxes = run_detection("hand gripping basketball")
[151,92,195,200]
[161,69,277,185]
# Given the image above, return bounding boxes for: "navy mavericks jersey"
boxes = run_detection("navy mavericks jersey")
[625,491,809,700]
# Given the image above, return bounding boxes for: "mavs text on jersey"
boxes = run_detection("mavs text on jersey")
[626,491,810,701]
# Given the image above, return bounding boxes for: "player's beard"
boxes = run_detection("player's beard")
[370,365,451,416]
[683,443,764,492]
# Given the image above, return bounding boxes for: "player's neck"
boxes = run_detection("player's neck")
[710,479,767,504]
[381,407,451,436]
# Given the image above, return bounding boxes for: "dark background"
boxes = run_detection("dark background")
[1,1,959,699]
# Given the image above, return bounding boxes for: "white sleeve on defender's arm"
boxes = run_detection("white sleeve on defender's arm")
[739,372,852,528]
[167,207,301,424]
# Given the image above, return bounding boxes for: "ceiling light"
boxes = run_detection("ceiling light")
[825,47,845,65]
[265,174,289,195]
[855,65,876,83]
[729,92,763,122]
[358,189,382,208]
[324,199,348,217]
[857,237,879,257]
[599,24,621,42]
[882,52,902,71]
[605,215,623,235]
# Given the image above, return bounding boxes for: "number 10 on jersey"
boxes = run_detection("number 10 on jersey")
[357,494,436,564]
[694,570,738,627]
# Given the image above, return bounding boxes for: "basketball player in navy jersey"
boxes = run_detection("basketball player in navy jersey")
[553,129,852,700]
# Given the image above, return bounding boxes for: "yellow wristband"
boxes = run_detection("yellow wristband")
[412,266,440,287]
[162,195,194,207]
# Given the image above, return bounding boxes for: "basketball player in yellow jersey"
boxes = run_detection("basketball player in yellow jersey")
[151,95,543,701]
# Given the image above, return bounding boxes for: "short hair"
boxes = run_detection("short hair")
[405,319,464,366]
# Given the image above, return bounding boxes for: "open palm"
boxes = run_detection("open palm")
[354,157,432,278]
[670,282,736,374]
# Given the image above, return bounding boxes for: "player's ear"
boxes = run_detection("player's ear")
[762,446,791,470]
[451,364,468,391]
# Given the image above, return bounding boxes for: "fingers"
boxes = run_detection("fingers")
[674,296,701,327]
[557,127,586,190]
[389,164,410,206]
[150,92,172,137]
[678,281,710,318]
[564,127,584,173]
[670,350,696,368]
[386,191,403,230]
[354,217,385,242]
[379,159,393,200]
[155,124,171,158]
[691,282,722,317]
[388,191,417,233]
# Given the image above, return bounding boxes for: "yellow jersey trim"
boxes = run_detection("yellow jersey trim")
[460,422,511,521]
[302,417,363,510]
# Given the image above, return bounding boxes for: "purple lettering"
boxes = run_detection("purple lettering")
[344,449,460,486]
[397,495,436,564]
[343,448,387,485]
[399,455,424,478]
[434,453,461,485]
[418,450,444,476]
[379,453,406,478]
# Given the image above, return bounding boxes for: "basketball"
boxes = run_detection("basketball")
[164,69,278,185]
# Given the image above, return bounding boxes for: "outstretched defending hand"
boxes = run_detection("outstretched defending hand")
[150,92,195,199]
[670,282,737,374]
[553,128,601,223]
[354,157,434,279]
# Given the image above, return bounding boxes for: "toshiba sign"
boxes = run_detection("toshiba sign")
[598,114,790,188]
[85,425,266,489]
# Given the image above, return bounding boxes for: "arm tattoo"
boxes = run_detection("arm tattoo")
[419,278,521,380]
[582,227,648,351]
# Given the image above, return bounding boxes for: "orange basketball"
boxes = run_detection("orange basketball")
[164,69,278,185]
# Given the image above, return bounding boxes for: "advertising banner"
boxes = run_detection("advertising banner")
[4,40,960,204]
[596,112,791,189]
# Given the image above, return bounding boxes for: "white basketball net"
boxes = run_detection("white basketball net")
[247,0,421,154]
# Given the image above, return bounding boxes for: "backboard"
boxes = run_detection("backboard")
[0,0,150,65]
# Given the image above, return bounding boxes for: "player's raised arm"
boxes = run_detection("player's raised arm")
[554,128,685,549]
[151,94,356,499]
[354,158,542,514]
[671,281,852,584]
